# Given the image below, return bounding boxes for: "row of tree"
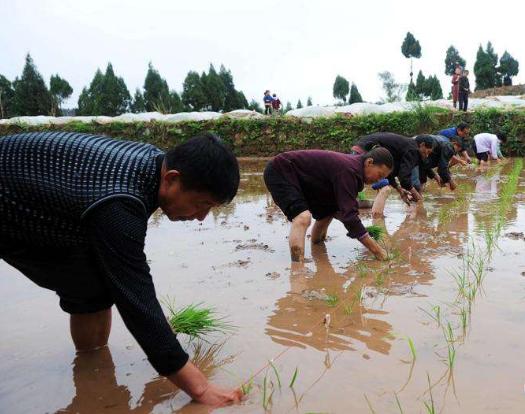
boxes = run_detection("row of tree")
[0,55,251,118]
[332,75,363,104]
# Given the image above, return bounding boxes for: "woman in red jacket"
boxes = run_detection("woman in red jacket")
[451,66,461,109]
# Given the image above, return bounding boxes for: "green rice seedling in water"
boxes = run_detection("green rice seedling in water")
[355,263,369,278]
[423,373,436,414]
[394,392,404,414]
[364,394,377,414]
[241,379,254,396]
[358,191,367,201]
[447,344,456,370]
[366,225,385,241]
[418,305,441,326]
[443,321,456,344]
[269,360,282,389]
[325,294,339,307]
[459,306,469,336]
[166,301,235,339]
[343,303,353,316]
[375,272,385,287]
[289,367,299,388]
[407,337,416,361]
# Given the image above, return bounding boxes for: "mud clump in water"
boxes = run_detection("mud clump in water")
[235,240,275,252]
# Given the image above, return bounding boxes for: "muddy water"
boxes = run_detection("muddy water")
[1,159,525,413]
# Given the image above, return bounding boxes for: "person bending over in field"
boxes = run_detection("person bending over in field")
[472,132,507,168]
[437,122,472,165]
[263,147,393,262]
[0,131,242,407]
[416,135,463,191]
[351,132,434,217]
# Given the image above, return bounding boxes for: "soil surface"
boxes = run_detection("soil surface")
[1,159,525,413]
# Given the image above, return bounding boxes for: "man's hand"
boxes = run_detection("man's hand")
[397,188,412,206]
[434,175,443,186]
[409,187,423,202]
[360,234,388,261]
[169,361,242,407]
[448,180,457,191]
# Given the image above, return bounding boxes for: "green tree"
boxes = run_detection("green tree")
[349,83,363,104]
[143,62,171,112]
[181,70,207,111]
[131,88,146,113]
[247,99,262,113]
[169,91,184,113]
[12,54,52,116]
[307,96,313,106]
[378,71,403,103]
[415,70,426,97]
[401,32,422,82]
[296,99,303,109]
[499,51,519,86]
[444,45,466,75]
[406,81,418,101]
[284,101,293,112]
[49,74,73,116]
[0,75,15,118]
[77,63,131,116]
[219,65,247,111]
[333,75,349,103]
[474,42,498,90]
[202,64,226,111]
[426,75,443,100]
[236,91,248,109]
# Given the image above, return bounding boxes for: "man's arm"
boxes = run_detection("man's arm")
[490,137,499,160]
[86,199,240,406]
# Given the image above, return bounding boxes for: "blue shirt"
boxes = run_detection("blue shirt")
[263,95,274,104]
[438,127,457,139]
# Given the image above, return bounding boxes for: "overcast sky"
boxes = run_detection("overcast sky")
[1,0,523,109]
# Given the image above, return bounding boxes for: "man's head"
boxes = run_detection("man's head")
[463,70,469,76]
[450,136,463,153]
[158,133,240,222]
[456,122,470,138]
[272,93,277,98]
[497,132,507,143]
[455,66,462,75]
[415,135,435,159]
[362,147,393,184]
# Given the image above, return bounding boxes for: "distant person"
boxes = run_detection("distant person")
[271,93,281,113]
[0,131,242,407]
[417,135,463,191]
[451,66,461,109]
[437,122,472,164]
[473,132,507,167]
[351,133,434,216]
[458,70,470,112]
[263,90,273,115]
[263,148,394,262]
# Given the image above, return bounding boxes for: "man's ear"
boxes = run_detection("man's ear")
[163,169,182,186]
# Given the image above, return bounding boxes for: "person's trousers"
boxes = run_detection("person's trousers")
[458,92,468,111]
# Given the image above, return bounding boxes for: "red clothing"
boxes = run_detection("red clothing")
[272,98,281,110]
[272,150,367,239]
[451,74,460,102]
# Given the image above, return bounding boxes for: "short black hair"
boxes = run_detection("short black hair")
[363,147,393,169]
[497,132,507,143]
[457,122,470,131]
[165,132,240,203]
[415,135,436,149]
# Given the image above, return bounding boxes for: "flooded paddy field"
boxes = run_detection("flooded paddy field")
[2,159,525,413]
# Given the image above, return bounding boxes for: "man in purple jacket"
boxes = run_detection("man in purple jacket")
[263,148,393,262]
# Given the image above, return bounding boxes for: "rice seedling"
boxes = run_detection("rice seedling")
[165,300,235,339]
[269,360,282,389]
[343,303,353,316]
[358,191,367,201]
[289,367,299,388]
[355,263,370,278]
[443,321,456,345]
[407,337,417,361]
[325,294,339,307]
[366,224,385,241]
[241,379,254,396]
[423,373,436,414]
[459,306,469,336]
[364,394,377,414]
[375,272,385,287]
[447,344,456,370]
[394,392,404,414]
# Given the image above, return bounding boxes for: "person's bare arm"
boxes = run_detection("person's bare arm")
[359,234,387,260]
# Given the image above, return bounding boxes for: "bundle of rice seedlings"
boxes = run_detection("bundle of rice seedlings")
[165,301,235,339]
[366,224,385,241]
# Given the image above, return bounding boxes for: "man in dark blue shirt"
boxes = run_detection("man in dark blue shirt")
[437,122,471,164]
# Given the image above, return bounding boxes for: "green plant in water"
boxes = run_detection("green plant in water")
[407,337,416,361]
[423,373,436,414]
[325,294,339,307]
[394,392,405,414]
[343,304,353,316]
[289,367,299,388]
[166,301,235,339]
[366,224,385,241]
[269,361,282,389]
[447,344,456,370]
[241,379,254,396]
[355,263,370,278]
[358,191,367,201]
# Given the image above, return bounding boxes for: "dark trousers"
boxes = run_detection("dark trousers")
[264,105,272,115]
[458,92,468,111]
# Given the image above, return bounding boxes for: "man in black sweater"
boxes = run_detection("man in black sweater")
[0,131,242,407]
[458,70,470,112]
[352,132,434,216]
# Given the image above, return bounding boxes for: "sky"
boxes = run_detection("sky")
[1,0,524,109]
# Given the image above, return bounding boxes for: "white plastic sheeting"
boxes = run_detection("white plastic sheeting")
[2,95,525,125]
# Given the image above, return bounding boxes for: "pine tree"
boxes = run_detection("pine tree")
[219,65,245,111]
[499,51,519,86]
[333,75,349,103]
[143,62,172,112]
[285,101,293,112]
[12,54,52,116]
[427,75,443,100]
[77,63,131,116]
[181,71,207,111]
[236,91,248,109]
[415,70,426,97]
[296,99,303,109]
[405,81,418,101]
[0,75,15,118]
[444,45,466,75]
[474,42,498,90]
[169,91,184,113]
[202,64,226,111]
[307,96,313,106]
[349,83,363,104]
[131,88,146,113]
[49,74,73,116]
[247,99,262,113]
[401,32,422,82]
